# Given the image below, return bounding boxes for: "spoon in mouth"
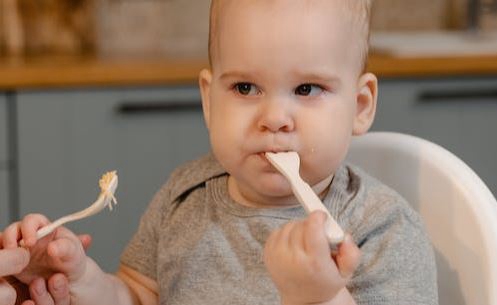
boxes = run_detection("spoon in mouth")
[265,152,344,245]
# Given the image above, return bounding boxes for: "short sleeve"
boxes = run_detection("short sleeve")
[120,183,171,280]
[348,197,438,305]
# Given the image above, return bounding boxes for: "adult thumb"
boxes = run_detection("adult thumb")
[0,248,30,277]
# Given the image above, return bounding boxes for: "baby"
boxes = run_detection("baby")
[1,1,438,305]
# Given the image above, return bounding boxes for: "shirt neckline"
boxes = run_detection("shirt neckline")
[207,164,350,219]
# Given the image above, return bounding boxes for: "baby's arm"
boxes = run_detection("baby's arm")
[264,211,361,305]
[2,214,158,305]
[62,259,158,305]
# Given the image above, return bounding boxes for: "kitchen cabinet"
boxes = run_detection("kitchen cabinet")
[0,94,7,165]
[371,76,497,197]
[0,170,10,231]
[0,94,9,229]
[0,171,8,230]
[16,86,210,271]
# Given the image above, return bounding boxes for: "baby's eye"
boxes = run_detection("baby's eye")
[234,83,260,96]
[295,84,323,97]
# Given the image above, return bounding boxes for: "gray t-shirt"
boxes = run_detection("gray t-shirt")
[121,154,438,305]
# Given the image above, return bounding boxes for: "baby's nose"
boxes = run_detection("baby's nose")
[257,99,295,133]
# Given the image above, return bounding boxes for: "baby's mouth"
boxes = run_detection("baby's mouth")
[258,151,295,169]
[258,150,290,159]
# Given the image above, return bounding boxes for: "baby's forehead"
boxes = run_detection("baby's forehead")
[209,0,370,68]
[211,0,366,24]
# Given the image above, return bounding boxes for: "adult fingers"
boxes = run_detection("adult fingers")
[20,214,51,248]
[0,248,30,277]
[2,222,23,249]
[335,234,361,279]
[0,278,17,305]
[47,274,70,305]
[29,277,54,305]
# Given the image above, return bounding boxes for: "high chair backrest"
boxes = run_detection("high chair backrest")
[346,132,497,305]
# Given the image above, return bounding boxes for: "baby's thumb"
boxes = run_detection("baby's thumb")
[48,238,83,265]
[335,234,361,279]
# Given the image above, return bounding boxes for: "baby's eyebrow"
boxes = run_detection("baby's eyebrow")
[219,71,256,81]
[292,71,342,86]
[218,70,342,87]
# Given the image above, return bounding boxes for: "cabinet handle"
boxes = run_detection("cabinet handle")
[418,88,497,102]
[116,101,202,114]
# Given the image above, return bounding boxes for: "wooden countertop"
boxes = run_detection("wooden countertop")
[1,53,497,90]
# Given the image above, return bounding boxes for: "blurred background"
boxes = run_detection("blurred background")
[1,0,497,56]
[0,0,496,273]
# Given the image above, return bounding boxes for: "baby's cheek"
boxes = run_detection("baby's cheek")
[300,147,342,183]
[301,159,334,185]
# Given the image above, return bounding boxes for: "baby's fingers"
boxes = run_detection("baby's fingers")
[334,234,361,279]
[47,238,82,264]
[303,211,330,256]
[0,278,17,305]
[29,277,55,305]
[47,274,70,305]
[77,234,92,252]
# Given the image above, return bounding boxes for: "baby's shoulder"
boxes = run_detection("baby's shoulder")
[343,163,424,233]
[165,153,226,201]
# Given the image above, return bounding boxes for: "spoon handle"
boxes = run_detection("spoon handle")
[291,179,345,245]
[34,195,108,240]
[35,217,71,240]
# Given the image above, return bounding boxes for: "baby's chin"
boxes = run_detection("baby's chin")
[253,174,298,203]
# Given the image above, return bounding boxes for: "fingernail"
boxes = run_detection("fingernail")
[53,278,65,292]
[315,211,327,222]
[18,248,30,266]
[34,281,46,296]
[50,245,59,257]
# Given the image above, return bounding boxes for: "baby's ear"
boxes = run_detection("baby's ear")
[352,72,378,135]
[199,69,213,129]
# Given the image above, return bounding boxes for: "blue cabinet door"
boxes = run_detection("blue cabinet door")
[0,94,9,229]
[0,94,7,166]
[16,86,210,271]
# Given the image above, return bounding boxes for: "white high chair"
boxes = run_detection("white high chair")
[346,131,497,305]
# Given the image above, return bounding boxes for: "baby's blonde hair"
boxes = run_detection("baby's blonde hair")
[208,0,373,71]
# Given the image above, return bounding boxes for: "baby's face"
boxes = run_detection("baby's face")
[200,0,375,207]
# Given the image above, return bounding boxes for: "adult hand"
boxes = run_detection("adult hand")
[0,247,30,305]
[0,229,92,305]
[2,214,91,285]
[25,234,92,305]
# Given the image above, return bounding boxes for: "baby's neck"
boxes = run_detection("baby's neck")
[312,173,334,199]
[228,174,334,209]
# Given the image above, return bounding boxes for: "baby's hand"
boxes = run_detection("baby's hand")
[1,214,89,286]
[264,211,361,305]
